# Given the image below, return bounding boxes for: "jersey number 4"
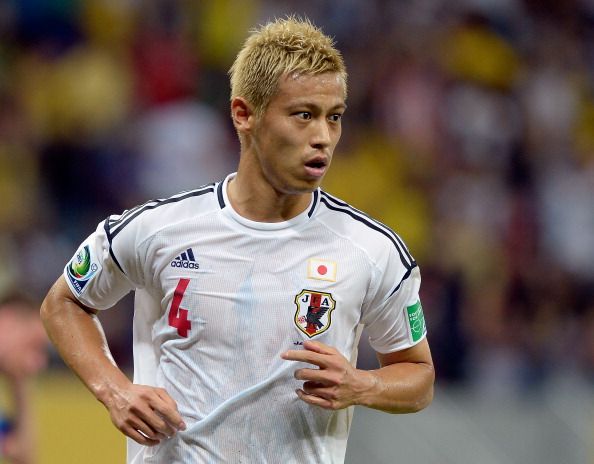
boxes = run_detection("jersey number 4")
[168,278,192,337]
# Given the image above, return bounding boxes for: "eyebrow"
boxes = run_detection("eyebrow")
[287,101,347,112]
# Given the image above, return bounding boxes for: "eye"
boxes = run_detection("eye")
[295,112,312,120]
[328,113,343,122]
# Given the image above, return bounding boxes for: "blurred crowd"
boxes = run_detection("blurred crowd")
[0,0,593,395]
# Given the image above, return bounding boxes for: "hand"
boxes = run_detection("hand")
[281,340,376,410]
[103,383,186,446]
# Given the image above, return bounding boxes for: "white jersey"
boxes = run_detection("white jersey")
[64,173,426,464]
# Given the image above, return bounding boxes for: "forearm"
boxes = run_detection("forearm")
[41,277,186,445]
[356,361,434,413]
[40,277,131,406]
[284,339,435,413]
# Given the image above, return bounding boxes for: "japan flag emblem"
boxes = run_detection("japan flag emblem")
[307,258,337,282]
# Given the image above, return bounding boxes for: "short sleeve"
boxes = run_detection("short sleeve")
[63,215,144,310]
[361,258,426,354]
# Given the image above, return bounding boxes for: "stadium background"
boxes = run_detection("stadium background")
[0,0,593,462]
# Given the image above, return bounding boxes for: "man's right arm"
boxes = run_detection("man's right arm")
[40,276,186,445]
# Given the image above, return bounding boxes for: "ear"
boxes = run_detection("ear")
[231,97,255,135]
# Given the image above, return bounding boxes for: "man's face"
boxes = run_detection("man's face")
[250,72,346,194]
[0,305,48,379]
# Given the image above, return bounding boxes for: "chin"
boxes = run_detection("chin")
[271,173,323,195]
[286,181,321,194]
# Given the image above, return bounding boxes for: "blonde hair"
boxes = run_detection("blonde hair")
[229,16,347,117]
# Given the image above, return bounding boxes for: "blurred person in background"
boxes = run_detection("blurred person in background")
[0,292,48,464]
[40,16,434,463]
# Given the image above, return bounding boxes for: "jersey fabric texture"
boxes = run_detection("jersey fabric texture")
[64,173,425,464]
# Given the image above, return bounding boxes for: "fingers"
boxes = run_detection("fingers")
[113,409,168,445]
[133,403,177,438]
[282,342,349,385]
[109,385,186,446]
[302,340,336,355]
[281,341,336,360]
[282,342,359,410]
[293,367,332,384]
[299,378,338,403]
[135,391,185,440]
[302,381,332,398]
[295,389,335,410]
[281,340,343,366]
[123,425,161,447]
[128,416,167,442]
[281,349,330,369]
[155,388,186,430]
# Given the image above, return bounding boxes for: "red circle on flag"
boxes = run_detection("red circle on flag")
[318,265,327,275]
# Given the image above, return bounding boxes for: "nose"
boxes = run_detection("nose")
[310,119,331,150]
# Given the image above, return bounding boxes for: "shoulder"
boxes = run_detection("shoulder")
[316,190,416,271]
[105,182,219,243]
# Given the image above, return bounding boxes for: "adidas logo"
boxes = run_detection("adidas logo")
[170,248,200,269]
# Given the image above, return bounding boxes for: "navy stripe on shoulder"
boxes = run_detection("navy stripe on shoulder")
[108,201,151,232]
[319,192,415,271]
[320,191,415,265]
[107,184,215,241]
[216,180,225,208]
[307,189,319,218]
[109,184,215,231]
[388,265,417,298]
[103,218,125,274]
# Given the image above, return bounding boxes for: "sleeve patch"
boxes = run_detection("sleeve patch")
[65,244,102,295]
[406,300,426,343]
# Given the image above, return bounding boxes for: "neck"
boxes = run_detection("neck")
[227,172,313,223]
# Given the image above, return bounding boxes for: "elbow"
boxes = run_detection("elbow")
[39,290,55,327]
[395,386,433,414]
[414,364,435,412]
[410,382,434,413]
[398,363,435,414]
[414,363,436,412]
[39,276,80,329]
[40,281,64,327]
[40,292,61,341]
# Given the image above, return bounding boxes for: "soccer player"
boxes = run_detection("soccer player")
[0,292,48,464]
[41,17,434,463]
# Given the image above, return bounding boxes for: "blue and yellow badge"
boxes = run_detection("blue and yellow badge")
[66,244,100,295]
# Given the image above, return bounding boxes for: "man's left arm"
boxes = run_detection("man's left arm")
[281,338,434,413]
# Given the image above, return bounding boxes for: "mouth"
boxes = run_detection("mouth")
[304,156,329,178]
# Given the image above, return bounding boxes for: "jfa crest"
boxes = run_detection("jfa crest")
[294,290,336,338]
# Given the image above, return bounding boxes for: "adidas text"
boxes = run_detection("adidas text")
[171,261,200,269]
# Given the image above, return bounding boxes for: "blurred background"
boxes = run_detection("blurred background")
[0,0,593,462]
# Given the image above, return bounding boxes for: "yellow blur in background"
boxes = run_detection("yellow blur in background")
[1,374,124,464]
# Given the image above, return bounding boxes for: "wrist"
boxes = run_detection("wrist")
[89,369,132,408]
[352,369,382,408]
